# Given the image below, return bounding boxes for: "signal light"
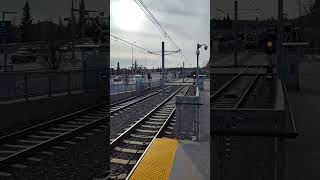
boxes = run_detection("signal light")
[192,71,196,79]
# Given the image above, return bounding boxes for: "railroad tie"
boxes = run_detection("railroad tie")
[3,144,30,148]
[10,164,28,169]
[110,158,137,165]
[0,172,11,177]
[144,121,163,125]
[58,124,81,128]
[130,134,154,139]
[110,173,127,180]
[136,129,157,133]
[140,124,160,129]
[148,118,166,122]
[38,131,61,135]
[18,139,43,144]
[0,150,17,154]
[113,147,144,154]
[122,140,150,145]
[28,135,53,139]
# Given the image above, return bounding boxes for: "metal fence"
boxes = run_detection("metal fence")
[303,48,320,55]
[0,69,105,101]
[110,80,161,95]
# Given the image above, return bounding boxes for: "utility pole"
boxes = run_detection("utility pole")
[162,42,165,95]
[277,0,284,80]
[234,1,238,66]
[132,44,133,76]
[298,0,301,26]
[196,47,200,86]
[71,0,74,39]
[79,0,86,38]
[183,61,185,83]
[131,42,135,77]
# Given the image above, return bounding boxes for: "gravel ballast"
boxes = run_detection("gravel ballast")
[110,86,180,139]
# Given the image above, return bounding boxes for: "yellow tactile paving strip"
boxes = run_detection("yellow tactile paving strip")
[129,138,178,180]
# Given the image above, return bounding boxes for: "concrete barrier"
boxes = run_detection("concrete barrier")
[0,89,107,130]
[0,82,161,132]
[175,89,201,141]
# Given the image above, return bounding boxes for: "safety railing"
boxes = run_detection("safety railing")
[110,80,161,95]
[0,69,105,101]
[303,48,320,56]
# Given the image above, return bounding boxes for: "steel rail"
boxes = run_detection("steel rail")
[0,86,169,143]
[110,86,184,147]
[234,66,264,108]
[210,65,250,99]
[110,86,171,114]
[0,114,108,167]
[124,86,190,180]
[0,87,171,167]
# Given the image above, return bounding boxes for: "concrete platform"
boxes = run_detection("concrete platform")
[284,91,320,180]
[129,138,178,180]
[127,81,210,180]
[169,80,210,180]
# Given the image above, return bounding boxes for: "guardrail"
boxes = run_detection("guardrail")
[0,66,13,71]
[0,69,105,101]
[303,48,320,55]
[110,80,161,95]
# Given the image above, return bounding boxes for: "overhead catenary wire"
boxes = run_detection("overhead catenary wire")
[111,34,180,56]
[135,0,178,49]
[132,0,193,66]
[110,34,150,53]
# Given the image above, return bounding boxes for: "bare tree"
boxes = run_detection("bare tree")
[38,43,65,70]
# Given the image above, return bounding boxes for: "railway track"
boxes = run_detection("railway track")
[109,86,190,180]
[211,66,264,109]
[0,86,170,169]
[110,86,171,114]
[159,86,195,139]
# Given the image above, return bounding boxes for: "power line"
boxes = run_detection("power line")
[111,34,181,57]
[110,34,150,53]
[132,0,192,65]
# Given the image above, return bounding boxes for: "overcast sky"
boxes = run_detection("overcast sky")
[110,0,210,69]
[3,0,310,68]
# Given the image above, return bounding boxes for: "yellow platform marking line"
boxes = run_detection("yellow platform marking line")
[129,138,178,180]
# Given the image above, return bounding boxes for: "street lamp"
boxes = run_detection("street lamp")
[131,41,136,75]
[196,43,208,87]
